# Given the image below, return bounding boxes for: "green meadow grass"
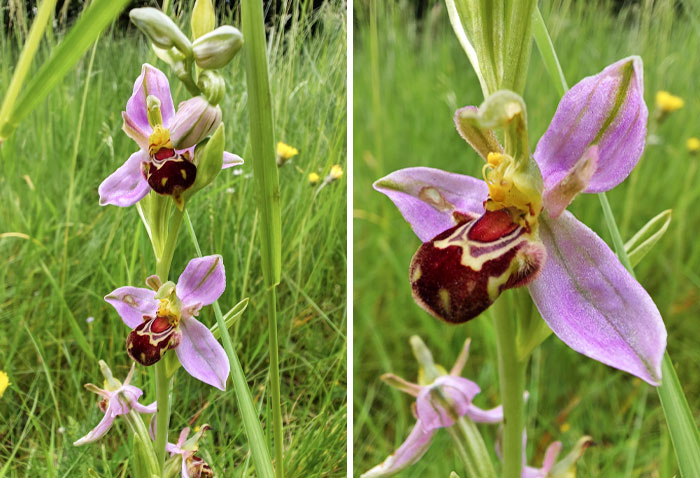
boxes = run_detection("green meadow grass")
[0,2,346,477]
[353,0,700,476]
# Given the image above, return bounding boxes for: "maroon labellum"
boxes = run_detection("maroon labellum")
[143,149,197,205]
[186,455,214,478]
[126,315,181,366]
[409,209,545,323]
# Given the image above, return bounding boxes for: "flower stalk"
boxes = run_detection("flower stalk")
[492,296,526,478]
[532,7,700,475]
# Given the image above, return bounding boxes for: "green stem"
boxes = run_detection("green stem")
[493,297,526,478]
[124,410,160,476]
[453,416,498,478]
[151,208,184,473]
[532,8,700,475]
[183,211,275,478]
[267,287,284,477]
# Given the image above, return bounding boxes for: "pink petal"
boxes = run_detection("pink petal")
[534,57,647,211]
[73,400,118,446]
[104,286,157,328]
[466,403,503,423]
[125,64,175,139]
[222,151,244,169]
[98,150,151,207]
[132,400,157,415]
[374,167,488,242]
[176,255,226,308]
[360,419,435,477]
[176,317,229,390]
[529,211,666,385]
[415,375,481,431]
[169,96,222,150]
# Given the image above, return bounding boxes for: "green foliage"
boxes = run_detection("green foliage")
[0,1,346,476]
[353,1,700,476]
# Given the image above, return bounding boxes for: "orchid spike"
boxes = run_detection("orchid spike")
[361,338,504,477]
[73,361,156,446]
[99,64,243,208]
[374,57,667,385]
[105,255,230,390]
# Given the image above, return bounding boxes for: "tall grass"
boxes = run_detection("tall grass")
[353,0,699,476]
[0,1,346,476]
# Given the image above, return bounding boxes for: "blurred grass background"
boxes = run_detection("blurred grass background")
[0,1,346,476]
[353,0,700,476]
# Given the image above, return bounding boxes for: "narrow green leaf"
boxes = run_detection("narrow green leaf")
[183,212,275,478]
[241,0,282,288]
[0,0,58,142]
[0,0,131,139]
[210,297,249,340]
[624,209,672,267]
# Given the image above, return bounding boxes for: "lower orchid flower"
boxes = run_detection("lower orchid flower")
[74,361,156,446]
[105,255,230,390]
[496,432,594,478]
[99,63,243,208]
[374,56,667,385]
[362,338,504,477]
[161,425,214,478]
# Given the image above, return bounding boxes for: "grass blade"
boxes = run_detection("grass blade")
[240,1,285,476]
[0,0,130,139]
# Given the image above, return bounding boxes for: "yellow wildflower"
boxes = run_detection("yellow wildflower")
[276,142,299,161]
[655,91,684,113]
[308,172,320,185]
[0,371,9,398]
[329,164,343,180]
[687,137,700,154]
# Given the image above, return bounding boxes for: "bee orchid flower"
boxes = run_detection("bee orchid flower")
[496,432,594,478]
[105,255,230,390]
[73,361,156,446]
[374,57,667,385]
[362,338,504,477]
[99,63,243,207]
[162,425,214,478]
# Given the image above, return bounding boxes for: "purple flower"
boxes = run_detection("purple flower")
[163,425,214,478]
[99,64,243,208]
[374,57,667,385]
[73,361,156,446]
[105,255,230,390]
[362,339,503,477]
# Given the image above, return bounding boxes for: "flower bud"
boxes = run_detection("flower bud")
[191,0,216,39]
[197,70,225,105]
[130,8,193,56]
[169,96,222,150]
[192,25,244,70]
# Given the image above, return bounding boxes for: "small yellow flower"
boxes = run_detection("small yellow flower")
[276,142,299,161]
[656,91,684,113]
[559,422,571,433]
[0,371,9,398]
[329,164,343,180]
[308,172,320,185]
[687,137,700,154]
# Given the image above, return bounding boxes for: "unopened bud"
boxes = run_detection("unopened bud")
[130,8,192,56]
[192,25,243,70]
[191,0,216,39]
[169,96,222,150]
[197,70,225,105]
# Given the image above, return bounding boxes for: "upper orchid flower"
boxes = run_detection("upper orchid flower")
[374,57,666,385]
[362,337,504,477]
[99,64,243,208]
[105,255,230,390]
[74,361,156,446]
